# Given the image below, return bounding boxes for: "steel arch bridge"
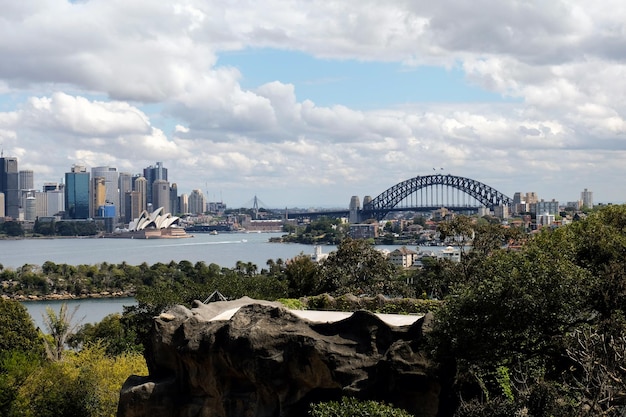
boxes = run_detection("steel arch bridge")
[361,174,512,221]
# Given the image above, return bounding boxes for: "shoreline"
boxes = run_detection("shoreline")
[4,290,135,302]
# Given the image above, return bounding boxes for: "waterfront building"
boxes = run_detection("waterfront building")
[207,201,226,214]
[152,179,171,214]
[65,165,90,219]
[438,246,461,263]
[123,207,187,238]
[389,246,419,268]
[0,157,19,218]
[349,223,379,239]
[143,162,167,206]
[581,188,593,209]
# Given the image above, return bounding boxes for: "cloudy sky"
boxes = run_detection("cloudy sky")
[1,0,625,208]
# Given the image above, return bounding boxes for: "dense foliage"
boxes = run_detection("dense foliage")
[0,299,147,417]
[430,205,626,416]
[309,396,413,417]
[3,205,626,416]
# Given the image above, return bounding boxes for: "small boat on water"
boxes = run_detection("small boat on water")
[210,230,218,235]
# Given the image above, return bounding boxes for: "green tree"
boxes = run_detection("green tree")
[42,303,83,361]
[318,238,396,295]
[1,221,23,237]
[0,299,42,354]
[12,344,146,417]
[70,313,142,356]
[309,396,413,417]
[0,350,43,416]
[284,254,321,296]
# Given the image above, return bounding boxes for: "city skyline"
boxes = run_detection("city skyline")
[5,157,595,214]
[0,2,625,207]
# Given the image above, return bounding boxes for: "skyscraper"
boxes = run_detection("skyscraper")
[132,175,147,212]
[92,177,106,217]
[189,189,205,214]
[143,162,167,206]
[0,157,19,218]
[169,183,178,215]
[581,188,593,209]
[152,179,170,214]
[65,165,90,219]
[118,172,132,222]
[19,170,34,190]
[91,166,119,218]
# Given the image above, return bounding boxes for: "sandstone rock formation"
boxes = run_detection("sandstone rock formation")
[117,297,440,417]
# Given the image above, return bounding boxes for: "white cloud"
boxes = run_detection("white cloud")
[1,0,626,206]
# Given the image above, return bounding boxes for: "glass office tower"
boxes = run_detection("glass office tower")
[65,165,90,219]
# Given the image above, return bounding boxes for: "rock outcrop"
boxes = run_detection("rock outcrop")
[117,297,440,417]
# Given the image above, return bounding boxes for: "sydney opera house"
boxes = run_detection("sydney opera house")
[121,207,188,238]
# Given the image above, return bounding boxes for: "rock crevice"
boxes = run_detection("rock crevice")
[118,297,440,417]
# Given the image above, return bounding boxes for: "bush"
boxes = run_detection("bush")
[309,397,412,417]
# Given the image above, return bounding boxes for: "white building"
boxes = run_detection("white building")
[581,188,593,209]
[438,246,461,263]
[389,246,419,268]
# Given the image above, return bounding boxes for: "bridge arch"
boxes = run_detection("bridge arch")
[362,174,512,221]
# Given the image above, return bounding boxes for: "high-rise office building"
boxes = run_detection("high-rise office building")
[0,157,19,218]
[19,170,34,190]
[24,192,36,221]
[132,175,147,213]
[91,166,119,218]
[92,177,106,217]
[581,188,593,209]
[43,189,64,217]
[125,191,142,224]
[179,193,189,214]
[65,165,90,219]
[170,183,179,215]
[143,162,167,206]
[152,179,170,213]
[43,182,63,192]
[118,172,132,222]
[189,189,205,214]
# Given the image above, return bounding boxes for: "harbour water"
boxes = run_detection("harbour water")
[23,297,137,330]
[1,232,313,270]
[6,232,441,326]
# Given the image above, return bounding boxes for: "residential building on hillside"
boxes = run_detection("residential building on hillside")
[389,246,419,268]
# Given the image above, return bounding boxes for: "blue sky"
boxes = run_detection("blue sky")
[219,49,514,109]
[0,1,624,209]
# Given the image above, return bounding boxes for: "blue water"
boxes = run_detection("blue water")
[7,233,439,326]
[22,297,137,329]
[0,232,317,269]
